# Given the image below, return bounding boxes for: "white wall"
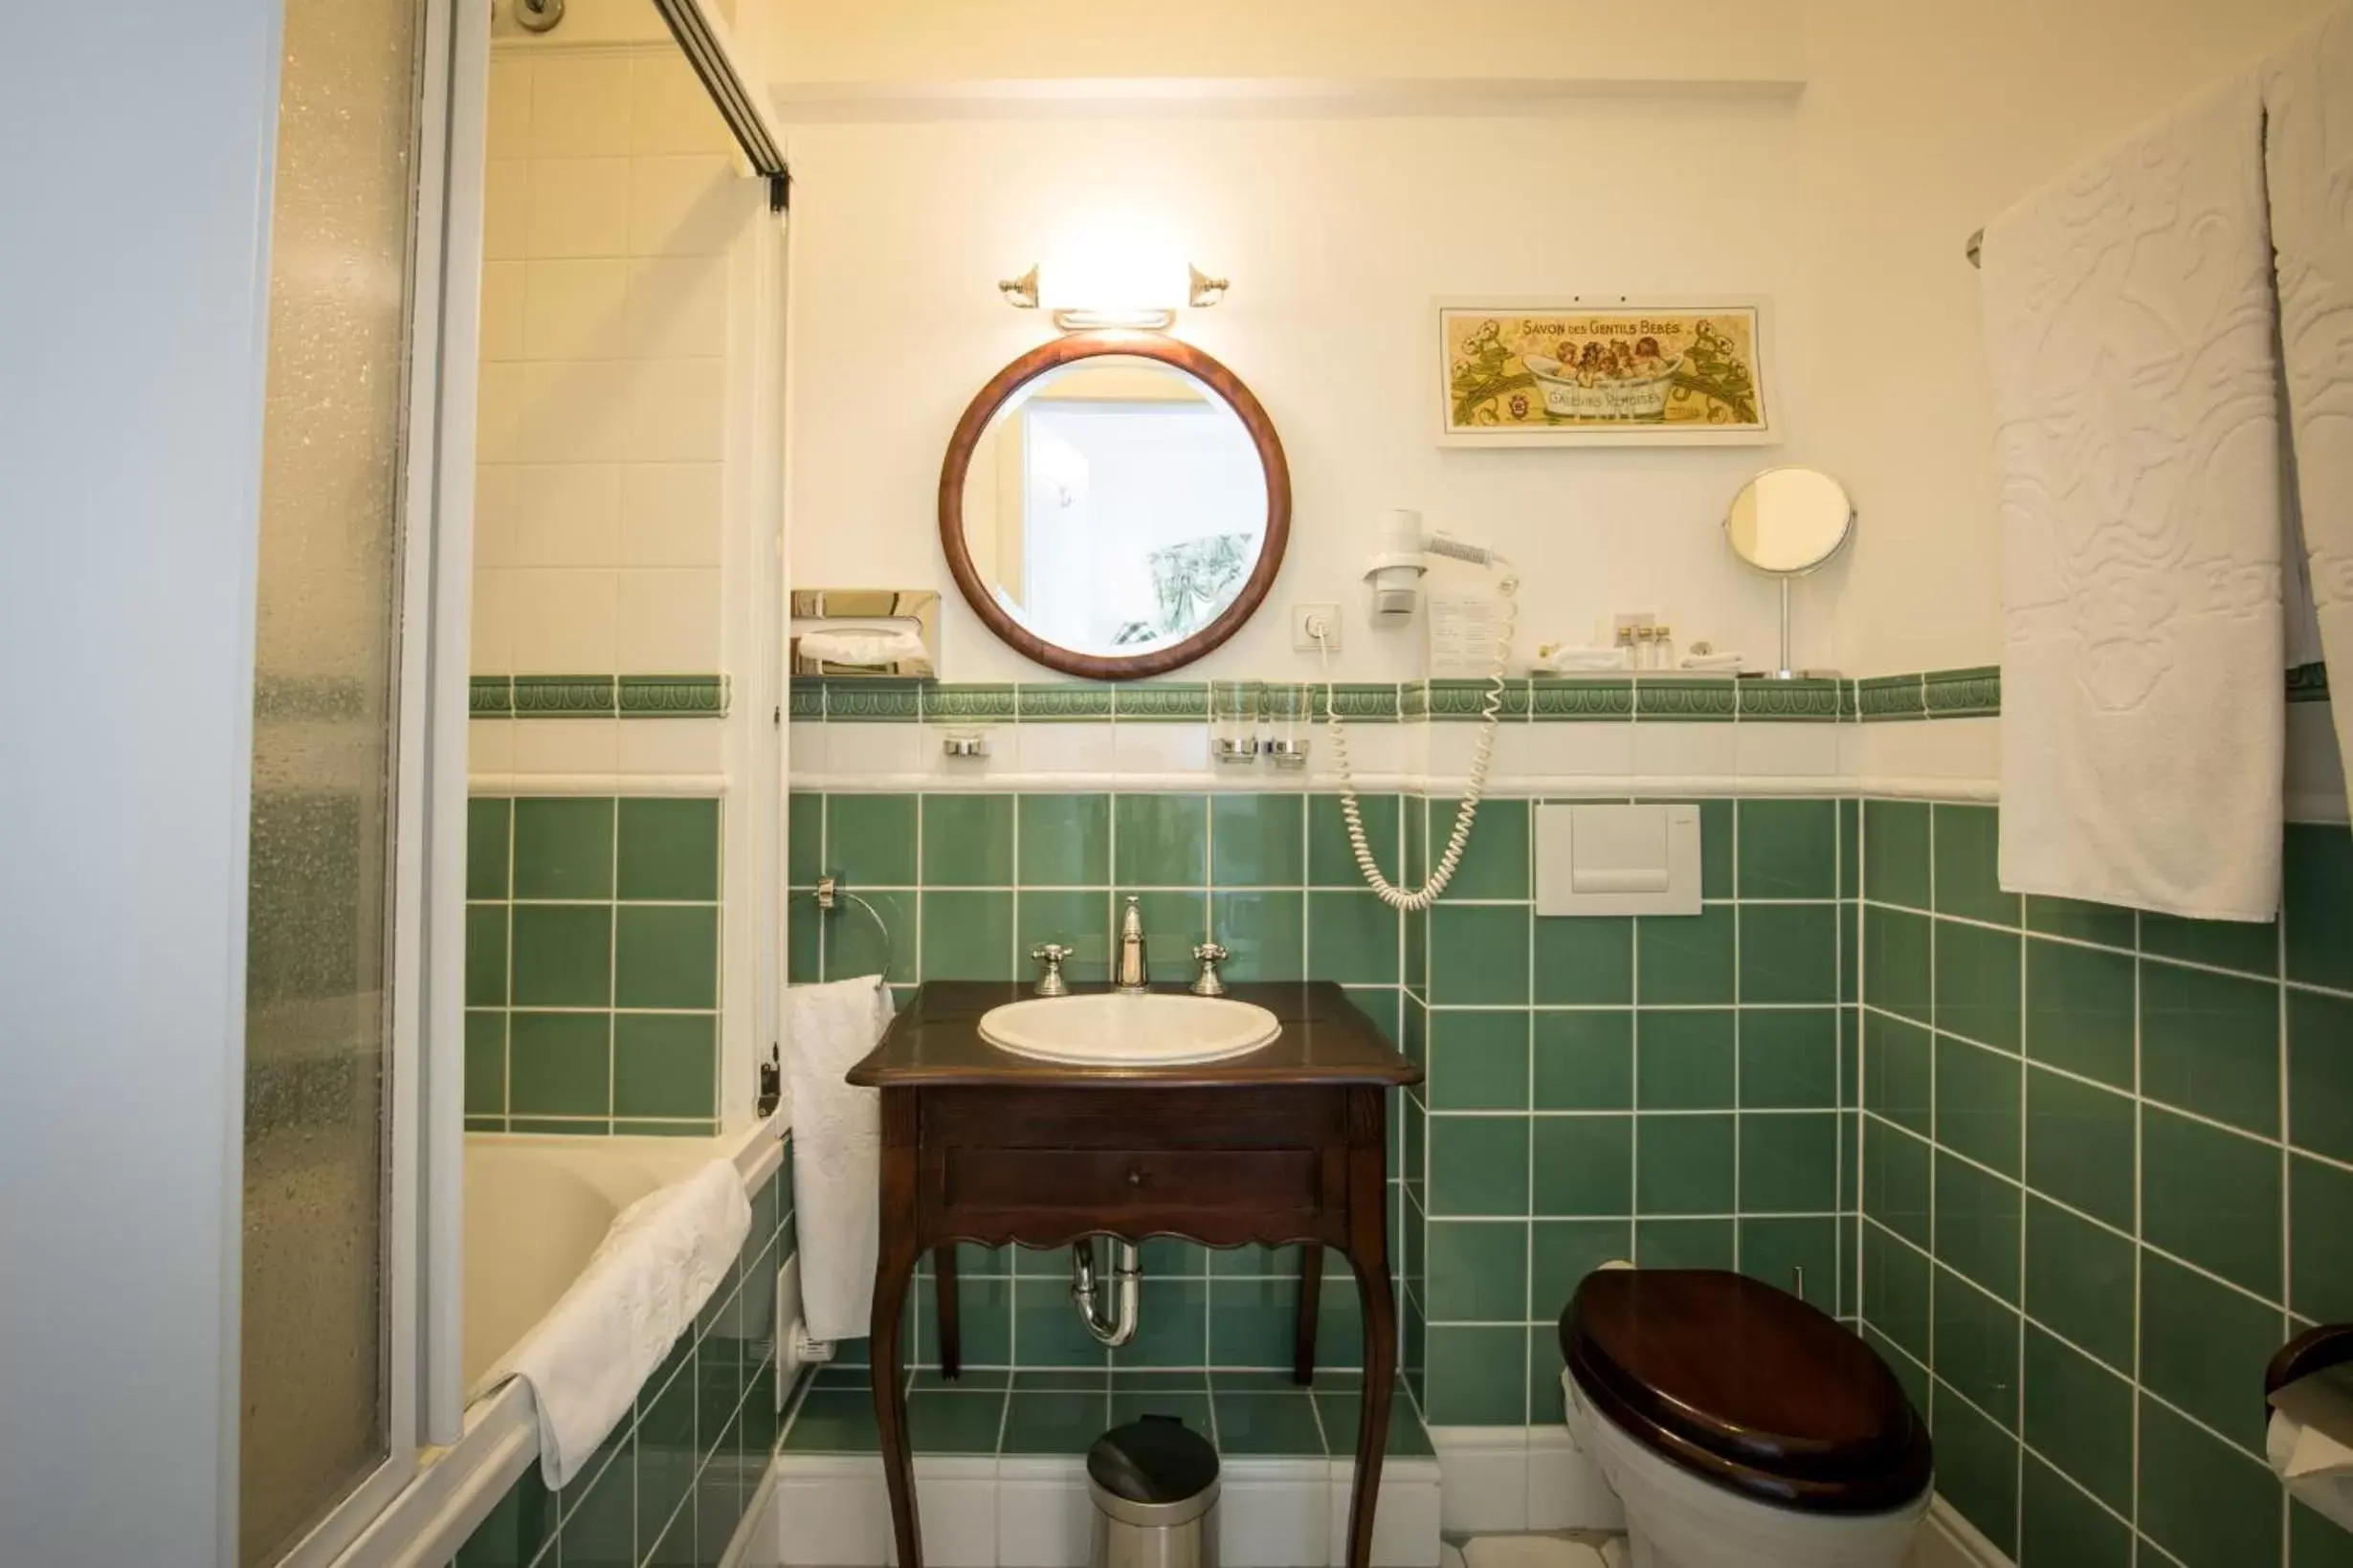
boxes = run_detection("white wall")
[1790,0,2340,673]
[786,105,1813,682]
[0,3,280,1563]
[471,31,765,784]
[469,20,784,1131]
[774,0,2341,681]
[762,0,1804,96]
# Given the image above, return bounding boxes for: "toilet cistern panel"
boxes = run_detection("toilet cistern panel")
[1535,804,1701,917]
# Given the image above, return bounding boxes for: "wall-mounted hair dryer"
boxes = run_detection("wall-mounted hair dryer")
[1365,508,1503,622]
[1324,513,1519,911]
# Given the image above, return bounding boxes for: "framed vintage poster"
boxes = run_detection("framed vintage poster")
[1435,298,1778,446]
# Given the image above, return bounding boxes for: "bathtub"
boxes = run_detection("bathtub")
[335,1111,791,1568]
[463,1127,779,1388]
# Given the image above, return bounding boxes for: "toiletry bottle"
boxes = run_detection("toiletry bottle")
[1633,626,1655,670]
[1615,626,1635,670]
[1657,625,1676,669]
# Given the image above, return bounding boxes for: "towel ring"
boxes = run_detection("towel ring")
[812,875,895,982]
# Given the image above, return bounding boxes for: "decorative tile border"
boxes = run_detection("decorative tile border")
[1632,676,1737,721]
[1114,682,1210,722]
[516,675,615,717]
[1854,673,1927,723]
[472,674,729,718]
[1735,677,1844,721]
[822,679,923,722]
[1427,676,1531,719]
[807,676,1822,723]
[1920,665,1999,718]
[781,664,2334,728]
[619,674,729,717]
[1529,676,1634,720]
[1856,663,2329,721]
[1314,683,1404,721]
[921,682,1015,722]
[1015,683,1113,720]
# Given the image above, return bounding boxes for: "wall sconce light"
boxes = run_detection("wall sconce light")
[998,262,1230,333]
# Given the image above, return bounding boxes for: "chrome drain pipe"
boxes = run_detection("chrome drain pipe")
[1070,1238,1141,1346]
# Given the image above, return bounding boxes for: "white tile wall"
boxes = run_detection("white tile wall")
[474,41,757,681]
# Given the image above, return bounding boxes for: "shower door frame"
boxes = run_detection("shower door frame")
[259,0,486,1560]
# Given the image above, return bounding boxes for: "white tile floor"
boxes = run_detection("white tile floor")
[1450,1534,1627,1568]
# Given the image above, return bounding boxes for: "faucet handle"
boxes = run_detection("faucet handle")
[1031,942,1074,998]
[1188,941,1231,997]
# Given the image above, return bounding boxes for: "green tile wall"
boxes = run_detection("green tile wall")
[788,789,1850,1428]
[788,788,1409,1382]
[449,1147,793,1568]
[468,796,723,1135]
[1404,793,1853,1427]
[1857,803,2353,1568]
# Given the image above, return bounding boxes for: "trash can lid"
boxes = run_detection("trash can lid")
[1086,1414,1220,1505]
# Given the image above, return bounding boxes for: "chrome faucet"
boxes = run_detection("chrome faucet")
[1115,897,1150,993]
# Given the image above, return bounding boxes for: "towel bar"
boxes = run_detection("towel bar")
[811,874,896,980]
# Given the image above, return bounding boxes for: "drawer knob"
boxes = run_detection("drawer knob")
[1127,1167,1143,1188]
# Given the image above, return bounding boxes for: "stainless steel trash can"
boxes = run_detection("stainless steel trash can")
[1087,1413,1220,1568]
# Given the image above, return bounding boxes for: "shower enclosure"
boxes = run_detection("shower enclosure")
[236,0,476,1562]
[231,0,786,1565]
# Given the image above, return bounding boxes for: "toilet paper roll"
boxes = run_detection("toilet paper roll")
[2268,1368,2353,1533]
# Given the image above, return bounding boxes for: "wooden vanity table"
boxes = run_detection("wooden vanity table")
[846,980,1421,1568]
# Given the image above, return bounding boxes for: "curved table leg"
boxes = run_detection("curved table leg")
[935,1247,962,1380]
[1341,1093,1396,1568]
[873,1098,923,1568]
[1295,1244,1323,1385]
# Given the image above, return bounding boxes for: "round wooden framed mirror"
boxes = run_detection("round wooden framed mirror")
[937,331,1292,680]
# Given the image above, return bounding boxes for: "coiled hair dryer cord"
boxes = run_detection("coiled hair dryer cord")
[1317,539,1519,913]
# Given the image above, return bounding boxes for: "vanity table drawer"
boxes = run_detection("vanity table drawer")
[941,1146,1321,1212]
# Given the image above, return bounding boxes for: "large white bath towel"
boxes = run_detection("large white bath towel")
[487,1159,750,1488]
[782,975,895,1342]
[1985,72,2287,920]
[2264,2,2353,821]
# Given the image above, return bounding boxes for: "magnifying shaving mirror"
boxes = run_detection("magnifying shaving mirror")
[1723,467,1854,679]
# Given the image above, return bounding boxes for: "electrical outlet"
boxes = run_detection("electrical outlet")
[1293,603,1343,651]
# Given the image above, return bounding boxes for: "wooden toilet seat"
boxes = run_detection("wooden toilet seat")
[1561,1269,1933,1514]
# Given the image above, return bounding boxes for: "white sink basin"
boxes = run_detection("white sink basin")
[979,992,1282,1066]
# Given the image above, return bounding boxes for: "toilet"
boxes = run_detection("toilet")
[1558,1269,1932,1568]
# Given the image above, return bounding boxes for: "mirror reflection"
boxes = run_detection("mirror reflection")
[957,356,1271,658]
[1725,467,1855,574]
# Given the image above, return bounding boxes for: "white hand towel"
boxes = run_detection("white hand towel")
[485,1159,750,1489]
[1678,651,1747,672]
[798,627,927,668]
[1532,646,1629,673]
[1984,71,2287,921]
[782,975,896,1341]
[2264,2,2353,820]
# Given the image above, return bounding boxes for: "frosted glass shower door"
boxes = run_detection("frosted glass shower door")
[237,0,474,1561]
